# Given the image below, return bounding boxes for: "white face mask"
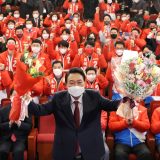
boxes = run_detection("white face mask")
[68,86,85,97]
[156,36,160,42]
[86,74,96,82]
[121,17,127,21]
[53,68,62,77]
[87,22,92,27]
[33,14,39,18]
[107,0,112,3]
[8,24,15,29]
[157,19,160,26]
[62,35,69,41]
[26,24,33,29]
[134,0,140,3]
[14,14,20,18]
[0,16,3,21]
[65,23,71,29]
[73,17,79,22]
[42,34,49,39]
[116,49,123,56]
[59,48,67,54]
[52,16,57,21]
[31,47,41,54]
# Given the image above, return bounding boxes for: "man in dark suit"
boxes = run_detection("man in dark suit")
[31,9,41,28]
[28,67,121,160]
[0,105,32,160]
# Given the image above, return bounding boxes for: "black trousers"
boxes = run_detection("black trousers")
[0,139,26,160]
[114,143,153,160]
[157,143,160,153]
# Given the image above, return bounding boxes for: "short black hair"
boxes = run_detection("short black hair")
[111,27,118,32]
[15,25,24,31]
[7,20,15,25]
[32,39,42,45]
[65,18,72,22]
[65,67,86,83]
[85,67,97,74]
[132,28,140,34]
[58,40,69,48]
[103,14,111,20]
[26,18,33,23]
[73,12,80,17]
[42,28,50,34]
[52,60,63,68]
[84,40,95,47]
[115,40,125,48]
[7,38,16,44]
[62,28,70,35]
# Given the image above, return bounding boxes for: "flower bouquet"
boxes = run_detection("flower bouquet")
[113,53,160,106]
[9,50,46,121]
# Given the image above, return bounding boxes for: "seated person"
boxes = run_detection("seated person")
[0,100,32,160]
[85,67,108,96]
[108,100,152,160]
[151,107,160,153]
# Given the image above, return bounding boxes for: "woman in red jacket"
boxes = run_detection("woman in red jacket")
[63,0,83,17]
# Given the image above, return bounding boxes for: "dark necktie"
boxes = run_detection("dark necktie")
[73,101,80,154]
[74,101,80,128]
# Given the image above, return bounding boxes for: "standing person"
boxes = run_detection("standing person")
[81,0,99,19]
[35,0,54,18]
[15,0,34,19]
[26,67,121,160]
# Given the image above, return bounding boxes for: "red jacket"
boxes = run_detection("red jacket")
[109,105,150,133]
[23,27,39,40]
[29,52,52,75]
[0,70,12,91]
[101,111,108,131]
[2,28,16,39]
[43,74,66,95]
[120,20,138,33]
[125,38,146,51]
[72,52,107,70]
[15,36,31,53]
[99,2,120,13]
[94,12,117,32]
[141,28,151,39]
[151,107,160,134]
[50,50,75,70]
[85,74,108,95]
[102,39,117,61]
[0,50,21,73]
[155,44,160,56]
[79,25,98,37]
[63,0,83,14]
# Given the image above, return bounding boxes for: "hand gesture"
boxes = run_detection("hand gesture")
[78,48,83,55]
[96,7,100,13]
[96,48,101,55]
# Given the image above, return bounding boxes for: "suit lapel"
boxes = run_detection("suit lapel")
[80,92,92,129]
[61,93,75,128]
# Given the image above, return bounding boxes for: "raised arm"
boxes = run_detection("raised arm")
[28,96,57,116]
[97,91,120,111]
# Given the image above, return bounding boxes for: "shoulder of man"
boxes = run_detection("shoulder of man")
[84,89,100,96]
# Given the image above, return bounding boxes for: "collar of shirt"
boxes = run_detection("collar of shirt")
[71,94,83,105]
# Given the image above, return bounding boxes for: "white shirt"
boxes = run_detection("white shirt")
[71,95,83,123]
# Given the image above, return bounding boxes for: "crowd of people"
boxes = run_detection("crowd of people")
[0,0,159,160]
